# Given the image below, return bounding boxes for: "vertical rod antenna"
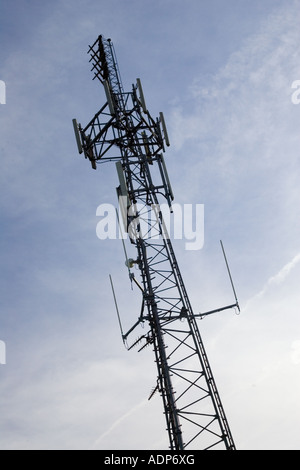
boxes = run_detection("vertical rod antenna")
[109,274,125,342]
[220,240,240,312]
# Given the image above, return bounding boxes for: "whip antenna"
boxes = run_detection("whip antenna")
[220,240,240,312]
[109,274,125,343]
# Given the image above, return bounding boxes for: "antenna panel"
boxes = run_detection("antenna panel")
[116,161,130,232]
[160,154,174,201]
[116,161,129,198]
[159,112,170,147]
[72,119,83,154]
[104,80,115,115]
[136,78,147,113]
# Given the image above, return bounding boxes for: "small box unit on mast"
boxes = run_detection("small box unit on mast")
[73,35,238,450]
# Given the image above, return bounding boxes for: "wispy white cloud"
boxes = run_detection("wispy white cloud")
[170,3,300,160]
[244,252,300,306]
[168,1,300,298]
[291,340,300,365]
[90,398,149,449]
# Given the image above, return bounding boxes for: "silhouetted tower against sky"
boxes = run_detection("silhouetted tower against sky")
[73,35,238,450]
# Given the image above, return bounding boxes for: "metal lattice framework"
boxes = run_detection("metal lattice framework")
[73,35,237,450]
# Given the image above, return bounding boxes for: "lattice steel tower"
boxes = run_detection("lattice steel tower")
[73,35,238,450]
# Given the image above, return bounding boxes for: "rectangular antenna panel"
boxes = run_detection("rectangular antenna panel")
[116,161,130,232]
[116,161,129,198]
[104,80,115,115]
[136,78,147,113]
[159,112,170,147]
[161,154,174,201]
[72,119,83,154]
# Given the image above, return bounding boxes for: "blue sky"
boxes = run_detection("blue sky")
[0,0,300,450]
